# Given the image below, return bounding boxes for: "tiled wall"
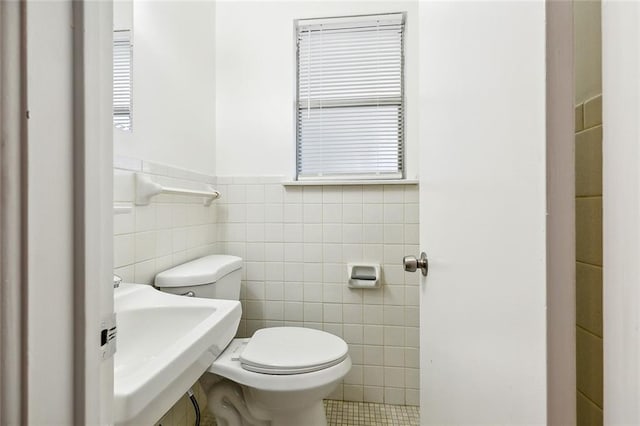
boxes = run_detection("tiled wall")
[574,94,603,425]
[112,158,219,284]
[214,177,420,406]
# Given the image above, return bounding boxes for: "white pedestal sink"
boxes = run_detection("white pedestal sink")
[113,283,241,425]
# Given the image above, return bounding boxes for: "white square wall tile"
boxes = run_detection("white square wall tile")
[284,302,303,321]
[264,224,283,242]
[114,234,135,268]
[284,262,304,282]
[362,185,384,203]
[283,186,303,203]
[384,387,405,405]
[303,263,322,282]
[404,185,419,202]
[323,303,343,323]
[246,204,265,223]
[283,224,303,242]
[264,301,284,320]
[383,204,404,224]
[364,345,384,366]
[303,186,323,203]
[284,282,303,301]
[404,203,419,224]
[135,231,157,263]
[384,347,405,367]
[155,230,172,257]
[135,205,156,232]
[303,303,323,322]
[284,243,304,262]
[265,281,284,300]
[303,204,322,223]
[342,186,363,204]
[264,204,283,223]
[343,304,363,324]
[364,387,385,403]
[322,244,342,263]
[343,204,363,223]
[363,366,384,386]
[363,204,383,224]
[134,259,156,285]
[322,204,342,223]
[384,224,404,244]
[343,224,363,244]
[383,185,404,203]
[264,243,284,262]
[303,224,323,243]
[114,211,135,235]
[265,184,284,203]
[322,186,342,203]
[303,243,323,263]
[363,325,383,345]
[323,284,343,303]
[384,367,405,388]
[322,224,342,243]
[344,365,363,385]
[245,184,265,203]
[265,262,284,281]
[343,324,363,344]
[343,385,364,402]
[303,283,323,302]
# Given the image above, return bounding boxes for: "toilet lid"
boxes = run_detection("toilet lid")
[240,327,349,375]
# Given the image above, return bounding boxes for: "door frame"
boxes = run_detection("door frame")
[0,1,113,423]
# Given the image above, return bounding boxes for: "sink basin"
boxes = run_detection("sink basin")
[113,283,241,425]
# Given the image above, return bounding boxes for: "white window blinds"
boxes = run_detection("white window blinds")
[296,13,405,180]
[113,30,132,131]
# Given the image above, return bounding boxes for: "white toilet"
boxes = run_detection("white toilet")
[155,255,352,426]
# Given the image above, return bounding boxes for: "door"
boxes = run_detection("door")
[414,2,561,423]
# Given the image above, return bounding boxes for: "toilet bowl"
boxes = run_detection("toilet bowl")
[155,255,352,426]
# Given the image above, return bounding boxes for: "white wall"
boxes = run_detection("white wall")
[214,0,419,178]
[574,0,601,103]
[114,0,217,176]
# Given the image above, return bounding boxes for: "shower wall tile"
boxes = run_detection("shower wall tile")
[216,177,420,405]
[575,97,603,423]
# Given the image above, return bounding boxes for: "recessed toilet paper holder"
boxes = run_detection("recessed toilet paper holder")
[347,263,381,288]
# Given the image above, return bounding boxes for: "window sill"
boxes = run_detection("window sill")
[281,179,419,186]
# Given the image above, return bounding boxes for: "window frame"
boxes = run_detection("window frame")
[294,12,407,182]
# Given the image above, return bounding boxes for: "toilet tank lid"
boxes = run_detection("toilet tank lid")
[154,255,242,288]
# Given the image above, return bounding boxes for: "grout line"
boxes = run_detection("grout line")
[576,324,603,339]
[576,260,603,269]
[577,389,603,410]
[575,195,603,200]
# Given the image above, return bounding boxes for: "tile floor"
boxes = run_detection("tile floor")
[201,400,420,426]
[324,400,420,426]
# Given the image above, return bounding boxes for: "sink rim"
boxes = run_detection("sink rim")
[113,283,241,425]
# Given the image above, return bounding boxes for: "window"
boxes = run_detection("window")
[296,13,405,181]
[113,29,132,131]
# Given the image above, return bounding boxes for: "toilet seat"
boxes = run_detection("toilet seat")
[240,327,349,375]
[208,333,352,392]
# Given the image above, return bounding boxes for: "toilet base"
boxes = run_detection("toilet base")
[206,377,328,426]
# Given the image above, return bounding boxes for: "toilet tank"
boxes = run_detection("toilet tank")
[154,255,242,300]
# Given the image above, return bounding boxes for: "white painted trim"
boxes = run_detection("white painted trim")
[282,179,419,186]
[74,1,114,424]
[0,1,26,423]
[545,0,576,423]
[602,1,640,422]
